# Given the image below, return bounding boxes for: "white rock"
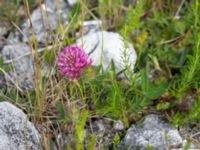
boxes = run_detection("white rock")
[83,20,102,27]
[77,31,137,75]
[68,0,78,6]
[0,102,40,150]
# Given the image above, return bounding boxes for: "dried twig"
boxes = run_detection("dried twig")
[157,35,184,45]
[192,132,200,138]
[174,0,185,19]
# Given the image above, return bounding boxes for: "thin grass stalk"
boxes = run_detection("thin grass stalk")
[81,0,85,47]
[25,0,43,117]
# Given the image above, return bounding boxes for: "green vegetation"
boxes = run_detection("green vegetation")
[0,0,200,149]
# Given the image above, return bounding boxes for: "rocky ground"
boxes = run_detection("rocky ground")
[0,0,199,150]
[0,101,199,149]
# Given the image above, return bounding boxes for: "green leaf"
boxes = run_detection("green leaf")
[110,59,116,79]
[141,68,149,92]
[76,110,88,150]
[0,57,4,66]
[156,102,170,110]
[4,65,13,73]
[55,101,66,122]
[174,21,186,34]
[68,2,81,29]
[44,50,56,66]
[87,134,96,150]
[146,82,168,99]
[113,133,120,150]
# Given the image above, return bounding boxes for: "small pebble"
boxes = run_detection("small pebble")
[114,120,125,131]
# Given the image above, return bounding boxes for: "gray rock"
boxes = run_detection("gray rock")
[82,20,102,34]
[76,31,137,75]
[0,129,11,149]
[118,114,183,150]
[2,43,34,90]
[22,0,70,44]
[6,31,22,45]
[0,102,40,150]
[0,22,8,37]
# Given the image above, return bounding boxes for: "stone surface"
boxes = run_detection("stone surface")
[82,20,102,34]
[22,0,70,44]
[67,0,78,6]
[76,31,137,75]
[0,102,40,150]
[1,43,34,90]
[118,114,183,150]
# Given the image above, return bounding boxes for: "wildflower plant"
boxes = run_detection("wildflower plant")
[57,46,92,80]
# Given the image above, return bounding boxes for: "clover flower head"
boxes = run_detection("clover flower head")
[57,46,92,80]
